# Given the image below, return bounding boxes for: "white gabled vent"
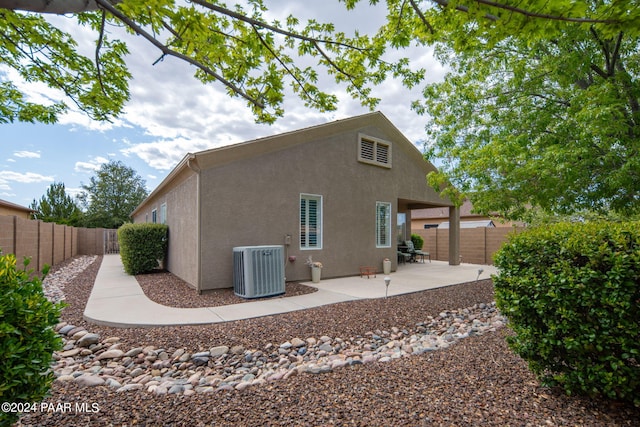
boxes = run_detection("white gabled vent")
[358,134,391,168]
[233,246,285,299]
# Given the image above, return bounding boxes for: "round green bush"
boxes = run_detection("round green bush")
[494,222,639,405]
[118,223,168,275]
[0,254,64,425]
[410,233,424,250]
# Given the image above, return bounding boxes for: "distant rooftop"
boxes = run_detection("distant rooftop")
[0,198,34,213]
[412,200,480,220]
[438,220,496,229]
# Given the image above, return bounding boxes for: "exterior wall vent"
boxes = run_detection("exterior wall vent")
[233,245,285,298]
[358,133,392,168]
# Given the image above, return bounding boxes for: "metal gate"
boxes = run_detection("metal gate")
[104,229,120,254]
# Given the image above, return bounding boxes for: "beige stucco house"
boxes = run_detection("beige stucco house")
[0,199,35,219]
[131,112,461,292]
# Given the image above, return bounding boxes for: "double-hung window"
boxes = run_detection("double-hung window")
[300,194,322,250]
[160,203,167,224]
[376,202,392,248]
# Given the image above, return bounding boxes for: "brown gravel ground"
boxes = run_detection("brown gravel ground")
[18,255,640,426]
[136,270,318,308]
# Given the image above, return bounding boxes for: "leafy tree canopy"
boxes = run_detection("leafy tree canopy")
[3,0,636,126]
[29,182,83,226]
[78,160,148,228]
[0,0,424,124]
[413,1,640,219]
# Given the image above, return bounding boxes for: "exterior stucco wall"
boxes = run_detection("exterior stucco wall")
[133,168,199,288]
[0,204,32,219]
[198,124,447,290]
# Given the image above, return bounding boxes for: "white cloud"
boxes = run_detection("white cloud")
[0,66,61,108]
[0,171,54,184]
[13,150,41,159]
[121,138,217,171]
[65,187,84,198]
[74,156,110,173]
[58,110,124,132]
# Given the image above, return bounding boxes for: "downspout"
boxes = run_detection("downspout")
[187,154,203,293]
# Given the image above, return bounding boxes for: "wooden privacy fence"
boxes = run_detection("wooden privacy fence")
[412,226,524,265]
[0,215,118,271]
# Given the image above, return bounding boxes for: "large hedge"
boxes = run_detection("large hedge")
[494,222,639,405]
[118,223,168,275]
[0,254,64,426]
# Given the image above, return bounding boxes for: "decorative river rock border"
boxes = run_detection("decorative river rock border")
[46,256,506,395]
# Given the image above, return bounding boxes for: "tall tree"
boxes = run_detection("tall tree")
[78,160,148,228]
[414,5,640,219]
[30,182,83,226]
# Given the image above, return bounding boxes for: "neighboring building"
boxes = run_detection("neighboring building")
[0,199,35,219]
[131,112,460,292]
[412,200,520,230]
[438,220,495,229]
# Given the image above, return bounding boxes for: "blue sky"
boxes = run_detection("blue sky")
[0,2,446,208]
[1,122,161,204]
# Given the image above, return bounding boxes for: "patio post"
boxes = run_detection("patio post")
[448,205,460,265]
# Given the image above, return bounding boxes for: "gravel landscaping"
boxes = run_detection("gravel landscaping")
[136,270,318,308]
[17,255,640,426]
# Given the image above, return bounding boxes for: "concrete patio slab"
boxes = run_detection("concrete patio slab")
[83,255,497,328]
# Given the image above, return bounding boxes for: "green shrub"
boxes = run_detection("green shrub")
[0,253,64,426]
[410,233,424,250]
[494,222,640,405]
[118,223,168,275]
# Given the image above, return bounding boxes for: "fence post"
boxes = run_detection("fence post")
[483,227,487,265]
[434,229,438,261]
[12,215,17,254]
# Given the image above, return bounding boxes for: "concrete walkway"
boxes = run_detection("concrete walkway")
[84,255,497,328]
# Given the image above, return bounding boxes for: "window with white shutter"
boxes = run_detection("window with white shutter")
[358,134,391,168]
[376,202,392,248]
[300,194,322,250]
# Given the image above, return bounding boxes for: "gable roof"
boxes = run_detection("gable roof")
[0,198,35,214]
[133,112,439,216]
[191,111,432,170]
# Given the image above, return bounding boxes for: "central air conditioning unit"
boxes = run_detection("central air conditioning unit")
[233,245,285,298]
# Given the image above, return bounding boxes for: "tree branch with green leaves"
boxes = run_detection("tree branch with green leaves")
[0,0,421,124]
[4,0,637,125]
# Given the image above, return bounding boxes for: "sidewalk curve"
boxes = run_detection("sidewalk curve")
[83,255,497,328]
